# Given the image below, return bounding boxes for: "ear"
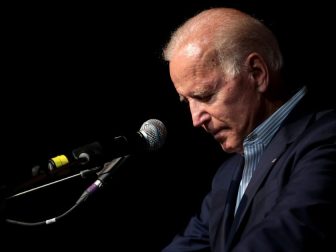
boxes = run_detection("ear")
[245,53,269,93]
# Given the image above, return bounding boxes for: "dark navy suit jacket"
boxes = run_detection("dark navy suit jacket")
[162,96,336,252]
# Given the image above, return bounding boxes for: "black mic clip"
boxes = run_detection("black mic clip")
[76,155,131,205]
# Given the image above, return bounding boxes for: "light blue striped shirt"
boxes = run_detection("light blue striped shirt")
[235,86,307,212]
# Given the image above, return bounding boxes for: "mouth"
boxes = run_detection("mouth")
[212,127,230,141]
[214,131,223,141]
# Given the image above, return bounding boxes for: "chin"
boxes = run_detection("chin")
[220,143,234,153]
[220,142,242,154]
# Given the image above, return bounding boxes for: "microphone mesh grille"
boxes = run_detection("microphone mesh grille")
[140,119,167,151]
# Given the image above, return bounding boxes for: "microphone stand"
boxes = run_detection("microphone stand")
[76,155,130,204]
[6,167,100,200]
[5,156,130,226]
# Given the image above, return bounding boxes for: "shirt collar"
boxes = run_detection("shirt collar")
[244,86,307,148]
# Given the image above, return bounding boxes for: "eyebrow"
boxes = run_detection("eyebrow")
[177,77,221,103]
[178,88,212,103]
[191,88,212,97]
[192,84,216,101]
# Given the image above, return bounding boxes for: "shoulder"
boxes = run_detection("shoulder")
[303,109,336,138]
[283,108,336,164]
[282,91,336,143]
[300,109,336,146]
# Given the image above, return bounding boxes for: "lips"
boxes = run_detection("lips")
[214,131,223,141]
[211,129,222,140]
[212,127,230,141]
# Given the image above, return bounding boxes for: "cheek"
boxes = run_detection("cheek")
[221,94,247,119]
[212,82,255,124]
[228,107,246,126]
[221,86,236,104]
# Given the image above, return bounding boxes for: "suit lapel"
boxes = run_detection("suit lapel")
[222,156,244,240]
[234,131,290,226]
[225,103,316,250]
[211,155,244,252]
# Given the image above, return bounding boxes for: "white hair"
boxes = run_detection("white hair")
[163,8,283,78]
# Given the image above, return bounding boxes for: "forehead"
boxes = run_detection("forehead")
[184,43,202,57]
[171,64,222,101]
[170,43,219,80]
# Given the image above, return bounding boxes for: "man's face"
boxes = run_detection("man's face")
[169,44,263,153]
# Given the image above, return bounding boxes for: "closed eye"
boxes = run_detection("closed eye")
[195,94,212,102]
[192,92,214,103]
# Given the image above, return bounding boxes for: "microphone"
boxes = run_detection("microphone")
[48,119,167,172]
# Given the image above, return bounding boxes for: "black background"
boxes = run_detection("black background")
[1,1,335,250]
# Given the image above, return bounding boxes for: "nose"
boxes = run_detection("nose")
[189,100,210,127]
